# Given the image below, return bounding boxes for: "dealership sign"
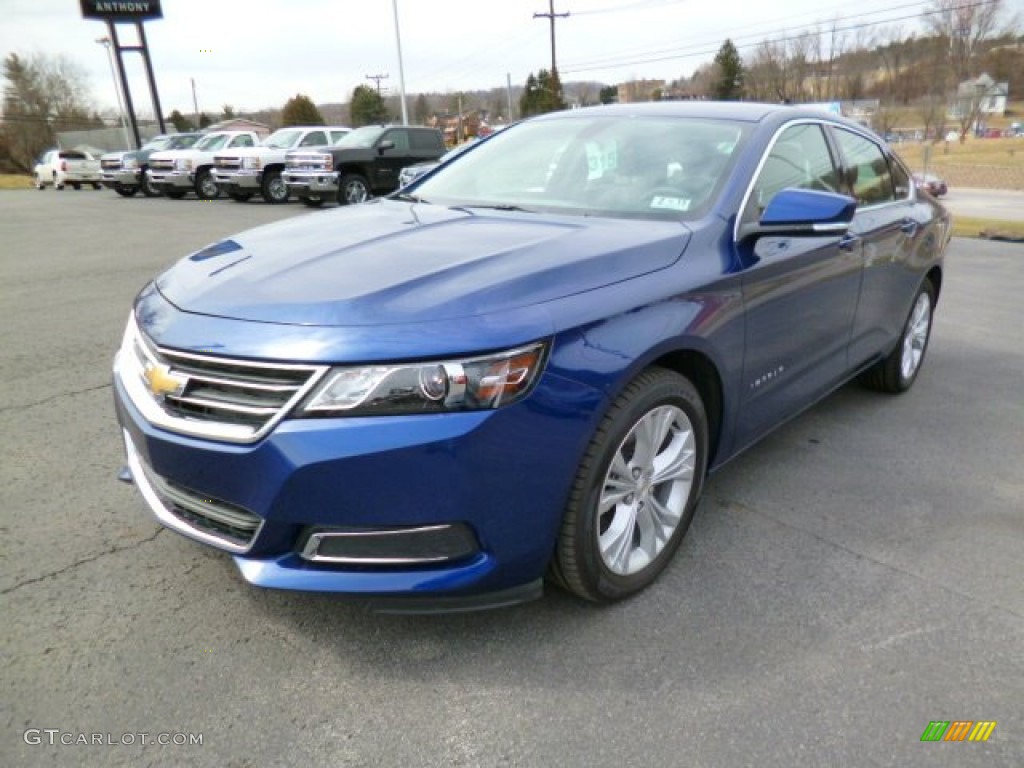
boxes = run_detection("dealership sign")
[80,0,162,20]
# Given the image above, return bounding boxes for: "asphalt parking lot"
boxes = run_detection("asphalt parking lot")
[2,190,1022,767]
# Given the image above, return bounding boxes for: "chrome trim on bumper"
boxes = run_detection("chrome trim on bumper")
[123,430,263,554]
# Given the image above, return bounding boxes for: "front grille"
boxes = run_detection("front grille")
[101,158,122,170]
[149,158,175,171]
[215,156,241,171]
[286,154,331,171]
[118,314,327,443]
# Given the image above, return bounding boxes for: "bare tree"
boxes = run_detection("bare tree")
[925,0,1007,82]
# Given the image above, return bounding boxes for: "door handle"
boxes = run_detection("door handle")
[838,233,860,251]
[900,218,919,235]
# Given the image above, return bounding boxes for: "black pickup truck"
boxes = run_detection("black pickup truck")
[282,125,445,207]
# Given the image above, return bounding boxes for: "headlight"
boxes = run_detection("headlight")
[176,158,193,171]
[242,156,261,170]
[301,342,547,416]
[321,155,333,172]
[122,156,138,169]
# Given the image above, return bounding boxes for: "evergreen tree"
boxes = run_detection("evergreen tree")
[281,93,325,126]
[168,109,193,132]
[712,39,745,101]
[349,85,389,127]
[198,113,213,128]
[413,93,431,125]
[599,85,618,104]
[519,69,567,117]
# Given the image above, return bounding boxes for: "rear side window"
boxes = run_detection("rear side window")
[410,130,442,151]
[833,129,896,206]
[60,151,87,160]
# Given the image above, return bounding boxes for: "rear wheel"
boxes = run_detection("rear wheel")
[337,174,370,205]
[261,169,288,204]
[71,182,81,190]
[35,174,45,190]
[140,170,161,197]
[92,182,102,190]
[194,168,219,199]
[550,368,707,602]
[860,278,935,393]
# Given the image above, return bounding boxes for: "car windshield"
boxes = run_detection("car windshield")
[168,135,200,149]
[412,115,748,220]
[145,137,173,150]
[263,129,303,149]
[333,126,387,149]
[194,133,230,151]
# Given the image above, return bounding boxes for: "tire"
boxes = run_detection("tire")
[302,196,324,208]
[92,183,102,190]
[228,192,253,202]
[261,169,288,204]
[337,174,370,205]
[114,185,137,198]
[163,188,187,200]
[35,174,45,190]
[551,368,708,602]
[71,182,81,190]
[194,168,219,200]
[140,170,161,197]
[54,173,64,190]
[860,278,935,394]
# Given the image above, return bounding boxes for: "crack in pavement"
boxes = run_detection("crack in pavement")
[1,527,164,595]
[0,382,112,415]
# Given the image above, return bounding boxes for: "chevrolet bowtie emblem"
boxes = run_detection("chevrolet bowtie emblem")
[144,363,188,399]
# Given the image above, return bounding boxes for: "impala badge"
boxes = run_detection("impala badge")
[144,363,188,400]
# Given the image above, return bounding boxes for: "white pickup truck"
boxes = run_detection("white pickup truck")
[213,125,349,204]
[33,149,102,190]
[145,131,261,199]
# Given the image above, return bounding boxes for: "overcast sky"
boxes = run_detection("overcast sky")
[2,0,959,118]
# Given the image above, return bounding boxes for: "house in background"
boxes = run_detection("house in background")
[949,73,1009,120]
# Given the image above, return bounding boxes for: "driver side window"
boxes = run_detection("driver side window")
[748,124,839,220]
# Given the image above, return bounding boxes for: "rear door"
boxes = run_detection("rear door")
[734,121,863,446]
[373,128,412,191]
[828,127,921,368]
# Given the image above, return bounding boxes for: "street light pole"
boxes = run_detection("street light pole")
[391,0,409,125]
[96,36,131,147]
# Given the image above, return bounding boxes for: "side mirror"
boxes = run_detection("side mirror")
[739,188,856,242]
[377,140,396,154]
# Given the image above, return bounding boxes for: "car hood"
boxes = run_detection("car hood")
[156,200,691,327]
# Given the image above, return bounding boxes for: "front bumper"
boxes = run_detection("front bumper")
[113,334,602,607]
[214,170,261,192]
[146,169,193,189]
[283,170,340,196]
[106,169,142,187]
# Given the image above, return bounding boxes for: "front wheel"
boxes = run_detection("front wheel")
[550,368,707,602]
[261,169,289,204]
[194,168,219,199]
[860,278,935,393]
[140,170,161,197]
[337,174,370,205]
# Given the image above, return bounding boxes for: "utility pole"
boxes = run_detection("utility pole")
[366,73,389,98]
[533,1,569,78]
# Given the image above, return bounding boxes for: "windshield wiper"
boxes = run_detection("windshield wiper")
[392,192,429,203]
[453,203,535,213]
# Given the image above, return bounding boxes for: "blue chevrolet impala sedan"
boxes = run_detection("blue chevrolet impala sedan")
[113,102,950,610]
